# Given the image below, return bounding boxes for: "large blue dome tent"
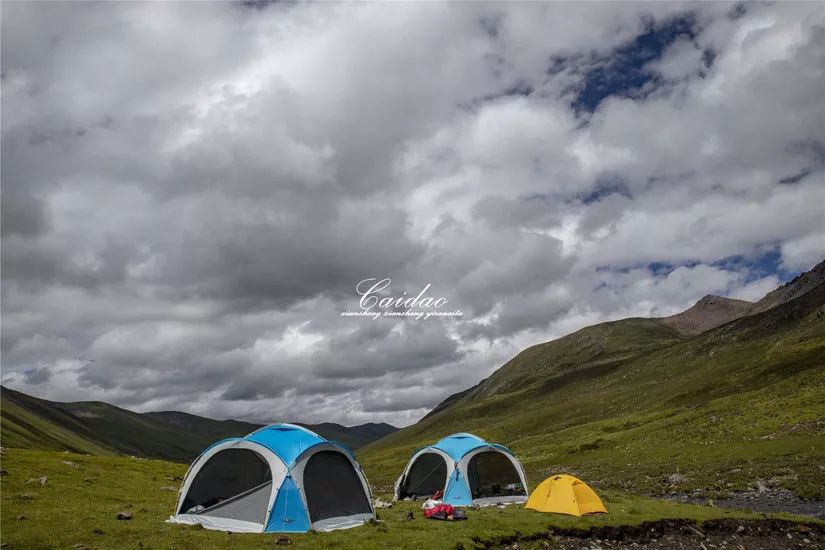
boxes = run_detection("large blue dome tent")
[393,433,528,507]
[168,424,375,533]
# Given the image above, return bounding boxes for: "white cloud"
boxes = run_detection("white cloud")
[729,276,782,302]
[648,37,704,81]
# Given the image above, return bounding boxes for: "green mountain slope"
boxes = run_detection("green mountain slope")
[361,261,825,500]
[0,393,114,456]
[0,388,247,461]
[471,317,683,399]
[0,388,398,461]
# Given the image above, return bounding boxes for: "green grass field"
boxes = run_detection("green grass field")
[2,448,819,550]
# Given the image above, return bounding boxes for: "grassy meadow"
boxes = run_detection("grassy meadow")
[2,448,819,550]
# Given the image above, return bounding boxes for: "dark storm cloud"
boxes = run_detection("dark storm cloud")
[312,322,462,379]
[0,190,48,237]
[23,367,51,385]
[472,194,565,230]
[2,2,824,425]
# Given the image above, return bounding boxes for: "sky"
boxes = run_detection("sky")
[2,1,824,427]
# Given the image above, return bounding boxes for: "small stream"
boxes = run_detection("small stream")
[666,489,825,519]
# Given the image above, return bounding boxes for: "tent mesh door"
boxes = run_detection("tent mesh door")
[467,451,523,498]
[303,451,371,522]
[400,452,447,499]
[180,448,272,514]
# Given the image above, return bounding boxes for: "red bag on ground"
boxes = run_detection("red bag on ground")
[423,503,455,518]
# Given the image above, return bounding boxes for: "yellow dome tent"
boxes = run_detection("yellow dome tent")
[525,474,607,516]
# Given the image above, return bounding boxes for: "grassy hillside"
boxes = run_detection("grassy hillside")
[0,388,245,462]
[0,395,114,456]
[2,448,818,550]
[0,387,398,462]
[360,282,825,501]
[471,317,683,398]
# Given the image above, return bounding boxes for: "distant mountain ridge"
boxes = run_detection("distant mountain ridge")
[142,411,397,451]
[0,387,398,461]
[296,421,399,450]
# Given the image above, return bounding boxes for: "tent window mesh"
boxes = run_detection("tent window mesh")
[467,451,523,498]
[400,452,447,499]
[303,451,371,522]
[180,449,272,516]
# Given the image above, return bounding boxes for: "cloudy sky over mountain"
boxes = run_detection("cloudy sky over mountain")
[2,1,824,426]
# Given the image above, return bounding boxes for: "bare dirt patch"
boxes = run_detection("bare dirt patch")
[487,518,824,549]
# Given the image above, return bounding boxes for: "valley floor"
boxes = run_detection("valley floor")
[1,449,823,550]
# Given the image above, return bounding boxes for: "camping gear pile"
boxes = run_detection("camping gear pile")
[169,429,605,534]
[421,490,467,521]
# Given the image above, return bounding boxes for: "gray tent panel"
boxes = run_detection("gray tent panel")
[313,512,375,533]
[201,481,272,524]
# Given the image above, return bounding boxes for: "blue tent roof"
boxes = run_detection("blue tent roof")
[431,432,491,461]
[246,424,328,466]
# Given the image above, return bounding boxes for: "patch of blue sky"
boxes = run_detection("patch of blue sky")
[572,14,698,112]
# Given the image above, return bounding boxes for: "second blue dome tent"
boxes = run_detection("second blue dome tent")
[393,433,529,507]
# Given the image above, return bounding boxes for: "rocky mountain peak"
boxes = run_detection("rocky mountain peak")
[661,295,754,335]
[695,294,735,307]
[661,258,825,335]
[750,258,825,314]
